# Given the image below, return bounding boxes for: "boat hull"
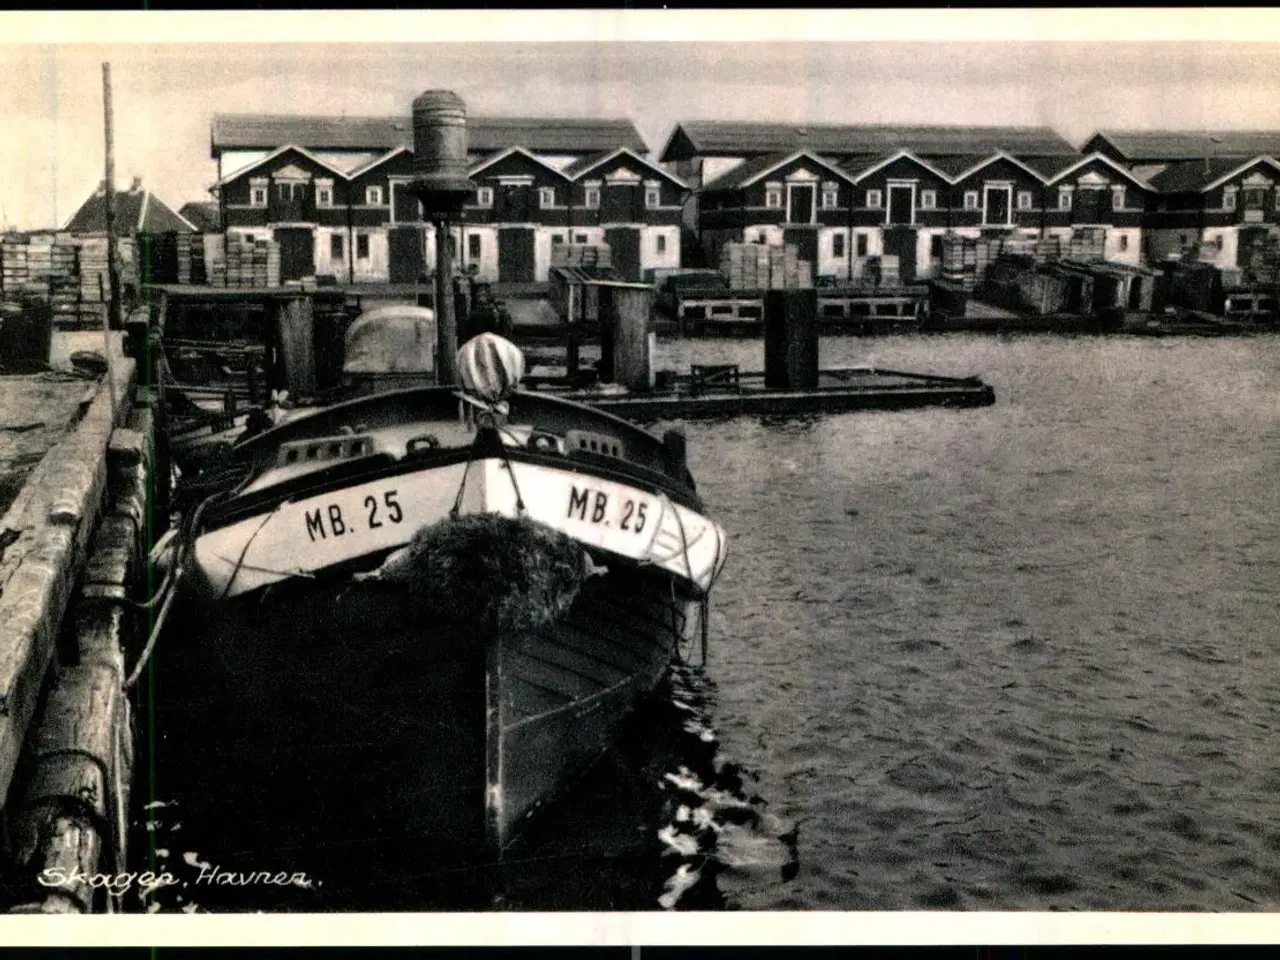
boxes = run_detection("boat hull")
[159,554,698,870]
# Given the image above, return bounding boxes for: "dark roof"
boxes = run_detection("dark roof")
[661,121,1078,162]
[564,150,617,178]
[561,147,689,188]
[211,114,647,157]
[1149,157,1256,193]
[1091,130,1280,161]
[1017,154,1081,179]
[178,201,220,231]
[64,187,194,234]
[700,152,801,192]
[919,153,994,179]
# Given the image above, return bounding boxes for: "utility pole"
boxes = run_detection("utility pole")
[102,62,122,330]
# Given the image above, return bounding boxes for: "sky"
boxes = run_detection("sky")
[5,12,1280,231]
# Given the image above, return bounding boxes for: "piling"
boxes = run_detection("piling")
[598,283,655,390]
[275,295,317,398]
[763,289,819,391]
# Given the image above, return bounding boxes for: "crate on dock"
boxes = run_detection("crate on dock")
[719,242,811,290]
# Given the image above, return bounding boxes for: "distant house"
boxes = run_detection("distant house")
[63,178,197,285]
[178,202,221,232]
[64,177,196,236]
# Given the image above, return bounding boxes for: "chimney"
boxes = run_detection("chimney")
[131,176,143,193]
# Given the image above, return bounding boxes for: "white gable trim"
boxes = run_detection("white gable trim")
[136,191,150,233]
[717,149,856,191]
[949,150,1049,185]
[468,146,572,181]
[213,143,349,187]
[346,146,412,180]
[1045,152,1153,190]
[849,149,952,185]
[1201,155,1280,193]
[568,147,688,189]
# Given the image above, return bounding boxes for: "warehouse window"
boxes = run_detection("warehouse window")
[1112,186,1127,210]
[964,191,979,211]
[821,184,839,209]
[646,187,661,208]
[765,188,782,208]
[756,232,767,244]
[468,234,482,260]
[1017,191,1033,210]
[584,187,601,209]
[476,187,493,208]
[365,186,383,206]
[1058,187,1072,211]
[574,233,588,244]
[330,234,344,260]
[920,190,937,210]
[1215,234,1224,251]
[243,233,256,245]
[1118,234,1129,252]
[551,233,565,245]
[356,234,369,260]
[832,233,845,258]
[656,234,668,254]
[856,233,868,257]
[317,187,332,208]
[930,234,944,259]
[250,187,267,207]
[866,189,882,209]
[277,182,299,201]
[1223,187,1237,212]
[540,187,556,208]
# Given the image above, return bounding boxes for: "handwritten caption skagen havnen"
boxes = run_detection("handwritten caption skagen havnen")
[38,862,315,896]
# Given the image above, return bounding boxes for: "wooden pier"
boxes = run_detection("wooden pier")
[0,330,151,913]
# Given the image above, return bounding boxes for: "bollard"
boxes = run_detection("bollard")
[598,284,655,391]
[275,296,316,399]
[763,289,819,391]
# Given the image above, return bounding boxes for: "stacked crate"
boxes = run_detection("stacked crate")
[718,243,812,290]
[1068,228,1106,262]
[212,235,281,287]
[550,243,612,270]
[176,232,194,284]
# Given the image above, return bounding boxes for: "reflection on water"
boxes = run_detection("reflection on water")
[134,663,797,912]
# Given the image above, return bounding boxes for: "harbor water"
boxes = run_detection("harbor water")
[139,332,1279,912]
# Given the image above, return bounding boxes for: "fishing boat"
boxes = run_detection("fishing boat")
[162,331,728,860]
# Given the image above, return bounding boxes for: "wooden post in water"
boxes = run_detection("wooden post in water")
[276,295,316,399]
[764,289,819,390]
[101,63,122,332]
[607,284,655,391]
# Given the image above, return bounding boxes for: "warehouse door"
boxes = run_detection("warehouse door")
[275,228,314,281]
[1074,187,1107,225]
[388,227,425,284]
[882,227,917,285]
[604,227,641,281]
[498,228,535,283]
[983,186,1011,227]
[782,227,819,272]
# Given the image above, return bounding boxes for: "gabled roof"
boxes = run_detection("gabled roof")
[467,146,573,180]
[214,144,350,187]
[1088,130,1280,162]
[660,121,1079,163]
[563,147,688,189]
[63,186,196,234]
[1149,154,1280,193]
[178,201,220,232]
[948,150,1050,184]
[345,146,412,180]
[1016,154,1082,180]
[1044,152,1155,190]
[841,149,952,183]
[923,153,995,179]
[700,150,854,192]
[211,114,647,157]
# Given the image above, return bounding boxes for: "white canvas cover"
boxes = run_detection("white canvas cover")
[343,305,437,375]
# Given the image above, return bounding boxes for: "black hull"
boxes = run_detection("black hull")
[149,559,688,897]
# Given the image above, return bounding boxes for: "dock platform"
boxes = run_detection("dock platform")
[545,366,996,421]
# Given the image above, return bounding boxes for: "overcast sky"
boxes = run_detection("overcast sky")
[6,14,1280,230]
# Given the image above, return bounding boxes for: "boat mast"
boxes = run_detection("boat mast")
[409,90,475,386]
[102,62,122,330]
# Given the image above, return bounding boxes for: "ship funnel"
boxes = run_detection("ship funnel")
[410,89,475,216]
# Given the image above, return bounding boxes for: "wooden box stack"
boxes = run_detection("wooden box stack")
[550,243,612,270]
[176,232,193,285]
[212,235,281,287]
[719,243,812,290]
[1068,228,1106,262]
